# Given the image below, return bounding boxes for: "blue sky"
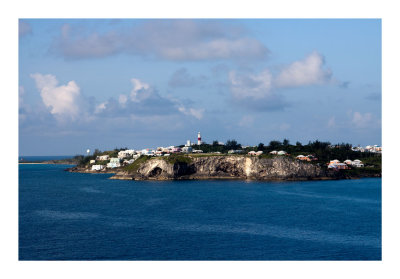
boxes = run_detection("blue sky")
[18,19,381,155]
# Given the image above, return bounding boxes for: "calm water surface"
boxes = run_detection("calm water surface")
[19,164,381,260]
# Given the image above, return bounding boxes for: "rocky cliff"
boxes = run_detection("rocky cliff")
[109,155,335,181]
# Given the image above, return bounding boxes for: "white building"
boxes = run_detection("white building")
[92,165,104,171]
[107,162,121,168]
[141,149,155,156]
[270,151,278,155]
[97,155,109,161]
[89,160,96,164]
[182,146,193,153]
[118,149,135,159]
[351,159,364,168]
[277,150,287,155]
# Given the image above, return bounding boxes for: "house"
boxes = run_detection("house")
[328,163,349,170]
[351,159,364,168]
[297,155,311,161]
[118,149,135,159]
[107,162,120,168]
[344,159,353,165]
[110,158,120,163]
[277,150,287,155]
[256,151,263,156]
[192,149,203,153]
[89,160,96,164]
[91,165,104,171]
[270,150,278,155]
[96,155,109,161]
[182,146,193,153]
[141,149,155,156]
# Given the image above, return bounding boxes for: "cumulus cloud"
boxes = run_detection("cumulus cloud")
[129,78,150,102]
[352,112,372,128]
[228,69,287,110]
[168,68,208,88]
[227,52,336,110]
[229,70,273,100]
[275,52,332,88]
[51,20,268,61]
[19,20,32,37]
[30,73,82,121]
[94,77,204,120]
[177,106,205,120]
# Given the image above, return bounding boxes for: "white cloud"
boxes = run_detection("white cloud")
[228,70,287,110]
[95,102,107,114]
[275,51,332,88]
[352,112,372,128]
[178,106,204,120]
[30,73,81,121]
[227,52,336,111]
[118,94,128,106]
[130,78,150,102]
[229,70,273,100]
[52,20,268,61]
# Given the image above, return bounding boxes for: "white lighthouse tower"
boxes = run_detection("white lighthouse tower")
[197,132,202,145]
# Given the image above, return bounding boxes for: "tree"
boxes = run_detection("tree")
[296,141,302,147]
[226,139,241,150]
[283,138,290,146]
[212,140,219,146]
[268,140,282,150]
[257,143,265,151]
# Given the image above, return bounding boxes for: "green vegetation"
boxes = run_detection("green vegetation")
[160,154,193,164]
[124,155,151,173]
[342,167,381,176]
[76,140,381,175]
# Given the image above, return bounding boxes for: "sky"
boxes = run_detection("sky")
[18,19,381,156]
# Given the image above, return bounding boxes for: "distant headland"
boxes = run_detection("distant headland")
[64,138,381,181]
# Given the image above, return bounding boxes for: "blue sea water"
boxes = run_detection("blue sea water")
[19,164,381,260]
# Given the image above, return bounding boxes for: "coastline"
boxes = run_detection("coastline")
[66,155,381,182]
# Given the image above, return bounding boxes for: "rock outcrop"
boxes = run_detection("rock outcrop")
[110,155,332,181]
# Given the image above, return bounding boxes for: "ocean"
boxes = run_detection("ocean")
[19,164,381,260]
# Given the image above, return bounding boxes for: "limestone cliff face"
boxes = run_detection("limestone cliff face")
[111,156,328,181]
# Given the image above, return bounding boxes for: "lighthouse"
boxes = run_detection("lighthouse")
[197,132,202,145]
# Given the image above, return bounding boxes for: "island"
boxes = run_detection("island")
[66,139,381,181]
